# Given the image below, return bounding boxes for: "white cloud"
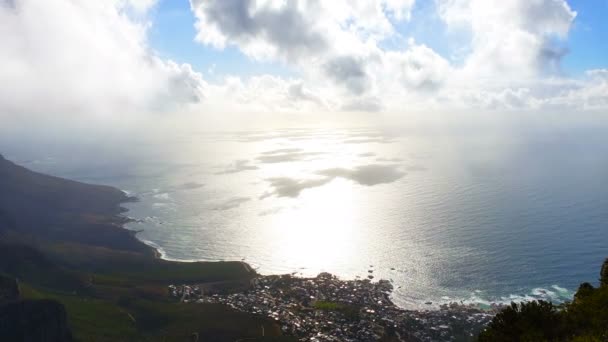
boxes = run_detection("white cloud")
[384,0,416,21]
[188,0,608,114]
[542,70,608,110]
[192,1,464,113]
[0,0,205,120]
[384,43,452,91]
[203,74,330,113]
[438,0,577,79]
[0,0,605,122]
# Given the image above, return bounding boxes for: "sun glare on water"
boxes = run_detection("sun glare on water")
[266,178,361,274]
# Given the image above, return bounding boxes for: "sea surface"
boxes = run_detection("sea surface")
[5,123,608,308]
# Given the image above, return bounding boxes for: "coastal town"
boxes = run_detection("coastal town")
[170,272,498,341]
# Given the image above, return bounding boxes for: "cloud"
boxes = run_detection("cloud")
[341,97,384,113]
[323,56,370,95]
[190,0,415,63]
[287,82,324,106]
[0,0,205,121]
[438,0,577,79]
[540,70,608,110]
[384,43,451,91]
[190,0,427,111]
[190,0,328,63]
[438,73,608,111]
[2,0,605,121]
[204,74,328,113]
[189,0,607,113]
[384,0,416,21]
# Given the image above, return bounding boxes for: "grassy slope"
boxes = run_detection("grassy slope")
[0,236,285,341]
[0,154,287,341]
[20,284,284,342]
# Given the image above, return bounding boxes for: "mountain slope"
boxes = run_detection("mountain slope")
[0,154,285,341]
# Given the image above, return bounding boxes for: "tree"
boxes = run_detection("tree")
[479,259,608,341]
[478,301,563,342]
[600,259,608,288]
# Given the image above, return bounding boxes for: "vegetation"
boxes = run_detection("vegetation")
[479,259,608,342]
[0,155,285,341]
[313,300,360,320]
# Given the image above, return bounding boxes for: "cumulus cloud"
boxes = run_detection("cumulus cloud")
[384,43,451,91]
[189,0,606,113]
[541,70,608,110]
[190,0,328,63]
[438,0,577,79]
[2,0,605,121]
[287,82,325,107]
[323,56,370,95]
[0,0,206,120]
[190,0,415,61]
[189,0,429,110]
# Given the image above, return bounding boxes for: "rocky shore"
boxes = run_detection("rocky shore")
[171,272,498,341]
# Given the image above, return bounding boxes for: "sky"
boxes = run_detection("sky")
[0,0,607,130]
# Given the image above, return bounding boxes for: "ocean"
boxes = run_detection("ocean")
[6,122,608,308]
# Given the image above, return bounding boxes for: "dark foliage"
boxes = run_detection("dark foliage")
[0,299,73,342]
[478,301,563,342]
[601,259,608,287]
[479,260,608,342]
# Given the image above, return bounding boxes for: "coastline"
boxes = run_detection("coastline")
[118,192,258,277]
[119,195,573,312]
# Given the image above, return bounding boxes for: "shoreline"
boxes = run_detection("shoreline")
[118,194,575,313]
[117,192,259,278]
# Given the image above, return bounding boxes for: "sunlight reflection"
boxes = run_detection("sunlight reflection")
[267,179,361,273]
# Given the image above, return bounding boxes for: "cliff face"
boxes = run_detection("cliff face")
[0,299,73,342]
